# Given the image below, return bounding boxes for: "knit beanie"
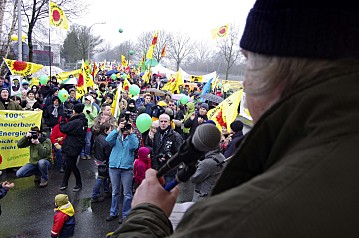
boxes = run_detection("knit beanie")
[240,0,359,59]
[73,103,85,113]
[200,103,209,111]
[55,194,69,207]
[230,120,244,133]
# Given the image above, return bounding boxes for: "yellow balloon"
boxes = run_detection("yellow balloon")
[11,34,26,41]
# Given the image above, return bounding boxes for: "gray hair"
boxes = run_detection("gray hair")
[244,51,359,99]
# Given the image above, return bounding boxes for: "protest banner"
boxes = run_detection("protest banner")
[0,110,42,170]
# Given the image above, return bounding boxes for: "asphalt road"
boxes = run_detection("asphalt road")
[0,157,194,238]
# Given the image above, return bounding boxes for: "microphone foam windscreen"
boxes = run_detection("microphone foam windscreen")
[191,124,221,152]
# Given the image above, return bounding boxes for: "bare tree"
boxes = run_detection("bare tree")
[136,30,172,63]
[21,0,87,62]
[0,0,8,40]
[167,32,194,71]
[192,40,213,72]
[216,24,242,80]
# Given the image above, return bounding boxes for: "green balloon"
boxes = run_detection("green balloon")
[58,89,69,102]
[218,83,222,87]
[118,28,123,33]
[180,95,189,105]
[39,75,48,85]
[136,113,152,133]
[111,74,117,80]
[129,84,140,96]
[129,50,134,55]
[122,73,127,79]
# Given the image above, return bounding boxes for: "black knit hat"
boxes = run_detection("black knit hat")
[230,120,243,133]
[73,103,85,113]
[240,0,359,59]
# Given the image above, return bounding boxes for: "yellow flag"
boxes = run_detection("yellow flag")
[76,61,88,99]
[111,84,122,117]
[4,58,43,76]
[162,70,184,93]
[211,24,229,39]
[122,78,131,91]
[207,89,243,131]
[49,1,69,30]
[146,45,155,59]
[82,60,94,87]
[121,55,128,67]
[146,31,158,59]
[141,70,151,84]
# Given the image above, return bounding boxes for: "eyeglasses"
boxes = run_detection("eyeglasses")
[160,120,169,123]
[168,104,175,106]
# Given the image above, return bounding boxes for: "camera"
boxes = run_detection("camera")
[124,111,131,121]
[64,108,73,118]
[30,131,38,139]
[121,123,132,133]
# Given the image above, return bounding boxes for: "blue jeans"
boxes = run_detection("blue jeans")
[81,131,92,157]
[54,146,63,170]
[16,159,52,181]
[92,177,110,199]
[109,168,133,218]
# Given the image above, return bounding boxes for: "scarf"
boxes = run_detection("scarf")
[26,97,37,109]
[52,105,59,118]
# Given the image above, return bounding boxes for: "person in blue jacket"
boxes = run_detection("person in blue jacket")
[105,116,139,224]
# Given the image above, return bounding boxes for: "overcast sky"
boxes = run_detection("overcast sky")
[73,0,256,47]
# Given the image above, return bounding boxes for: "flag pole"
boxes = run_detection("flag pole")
[48,1,52,77]
[48,27,52,77]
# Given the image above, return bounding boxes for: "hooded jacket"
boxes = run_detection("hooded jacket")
[109,64,359,237]
[190,149,225,202]
[17,133,52,164]
[51,194,75,238]
[60,113,88,157]
[133,147,151,185]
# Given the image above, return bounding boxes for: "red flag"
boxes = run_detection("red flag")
[161,44,166,58]
[151,32,158,45]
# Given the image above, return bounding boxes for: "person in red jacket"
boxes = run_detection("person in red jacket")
[50,116,67,173]
[133,147,151,191]
[51,194,75,238]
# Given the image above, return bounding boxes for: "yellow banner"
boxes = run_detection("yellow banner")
[0,110,42,170]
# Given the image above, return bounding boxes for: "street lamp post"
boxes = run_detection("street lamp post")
[17,0,22,61]
[88,22,106,61]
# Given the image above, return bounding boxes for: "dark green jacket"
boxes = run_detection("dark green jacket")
[110,66,359,237]
[17,134,52,164]
[0,99,22,110]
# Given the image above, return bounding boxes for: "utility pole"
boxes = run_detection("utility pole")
[17,0,22,61]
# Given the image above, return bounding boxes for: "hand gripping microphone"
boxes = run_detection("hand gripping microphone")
[157,123,221,179]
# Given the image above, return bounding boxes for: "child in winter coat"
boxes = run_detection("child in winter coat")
[133,147,151,190]
[51,194,75,238]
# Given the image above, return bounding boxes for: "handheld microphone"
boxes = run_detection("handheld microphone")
[157,123,221,178]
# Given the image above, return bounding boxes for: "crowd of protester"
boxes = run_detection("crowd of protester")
[0,69,243,235]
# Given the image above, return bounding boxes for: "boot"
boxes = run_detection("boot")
[39,179,48,188]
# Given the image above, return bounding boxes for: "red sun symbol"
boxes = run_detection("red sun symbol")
[52,10,60,22]
[218,26,227,37]
[124,86,129,91]
[13,61,27,71]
